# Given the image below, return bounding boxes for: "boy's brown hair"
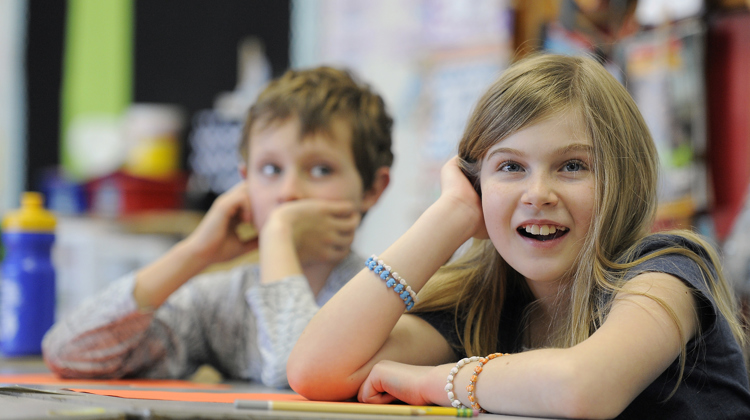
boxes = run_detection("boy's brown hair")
[240,66,394,190]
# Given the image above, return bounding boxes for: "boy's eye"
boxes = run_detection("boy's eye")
[498,161,523,172]
[562,160,587,172]
[260,164,281,176]
[310,165,333,178]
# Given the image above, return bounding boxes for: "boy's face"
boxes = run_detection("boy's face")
[244,116,372,230]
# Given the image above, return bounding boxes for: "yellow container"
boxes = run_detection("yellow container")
[2,192,57,232]
[125,135,180,179]
[122,104,184,179]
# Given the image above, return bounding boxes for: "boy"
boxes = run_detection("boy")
[42,67,393,387]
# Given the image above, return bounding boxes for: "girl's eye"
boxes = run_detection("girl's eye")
[562,160,587,172]
[310,165,333,178]
[260,164,281,177]
[498,161,523,172]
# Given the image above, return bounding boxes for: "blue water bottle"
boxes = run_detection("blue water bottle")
[1,192,57,355]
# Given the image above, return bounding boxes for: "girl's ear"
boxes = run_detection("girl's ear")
[361,167,390,212]
[238,163,248,179]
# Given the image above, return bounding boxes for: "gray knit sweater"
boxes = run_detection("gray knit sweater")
[42,251,363,388]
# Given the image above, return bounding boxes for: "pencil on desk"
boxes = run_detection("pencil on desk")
[234,400,477,417]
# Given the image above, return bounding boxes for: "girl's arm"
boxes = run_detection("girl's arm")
[287,157,485,400]
[396,271,697,419]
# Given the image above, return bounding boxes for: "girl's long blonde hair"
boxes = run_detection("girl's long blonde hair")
[413,54,746,379]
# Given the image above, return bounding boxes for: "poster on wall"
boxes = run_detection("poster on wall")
[619,19,707,228]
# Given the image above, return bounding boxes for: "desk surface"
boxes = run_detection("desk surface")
[0,356,541,420]
[0,355,50,374]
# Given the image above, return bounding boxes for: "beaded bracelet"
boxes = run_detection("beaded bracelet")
[466,353,508,412]
[444,356,480,408]
[445,353,509,412]
[365,255,418,311]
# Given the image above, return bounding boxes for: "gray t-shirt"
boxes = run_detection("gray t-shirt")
[418,234,750,419]
[42,251,363,388]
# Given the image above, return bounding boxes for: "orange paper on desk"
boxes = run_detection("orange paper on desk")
[0,373,229,389]
[69,388,307,404]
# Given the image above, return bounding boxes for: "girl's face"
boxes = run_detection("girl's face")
[479,112,595,299]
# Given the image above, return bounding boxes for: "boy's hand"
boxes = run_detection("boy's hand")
[134,182,258,309]
[439,156,488,239]
[184,181,259,265]
[262,199,360,266]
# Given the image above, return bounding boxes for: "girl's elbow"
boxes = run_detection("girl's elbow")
[287,373,348,401]
[286,357,334,400]
[287,357,360,401]
[286,359,317,397]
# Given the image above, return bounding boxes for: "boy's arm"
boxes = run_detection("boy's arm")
[42,271,211,379]
[248,200,359,387]
[133,182,258,309]
[246,275,321,387]
[44,181,258,378]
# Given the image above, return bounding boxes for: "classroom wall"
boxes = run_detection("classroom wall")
[289,0,750,287]
[17,0,292,318]
[23,0,290,204]
[0,0,27,215]
[6,1,750,306]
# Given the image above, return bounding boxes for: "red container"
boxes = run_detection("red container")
[706,13,750,240]
[86,171,186,217]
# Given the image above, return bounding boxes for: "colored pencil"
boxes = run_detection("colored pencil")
[234,400,476,417]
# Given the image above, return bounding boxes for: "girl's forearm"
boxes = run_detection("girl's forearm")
[287,197,479,399]
[429,349,614,419]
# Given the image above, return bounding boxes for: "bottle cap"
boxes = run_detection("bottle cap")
[2,192,57,232]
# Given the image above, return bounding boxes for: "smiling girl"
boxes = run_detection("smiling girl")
[287,55,750,419]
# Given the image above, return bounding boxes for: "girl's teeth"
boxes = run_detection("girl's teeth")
[524,225,560,236]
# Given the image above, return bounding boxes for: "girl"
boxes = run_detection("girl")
[287,54,750,419]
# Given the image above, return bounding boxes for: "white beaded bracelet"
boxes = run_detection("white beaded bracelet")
[444,356,481,408]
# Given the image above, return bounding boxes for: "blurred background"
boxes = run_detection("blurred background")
[0,0,749,321]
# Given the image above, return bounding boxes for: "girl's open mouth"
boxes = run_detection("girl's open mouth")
[517,225,569,242]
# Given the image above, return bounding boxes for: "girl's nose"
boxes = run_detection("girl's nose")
[278,172,305,203]
[522,174,558,209]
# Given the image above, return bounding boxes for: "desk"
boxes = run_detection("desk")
[0,357,537,420]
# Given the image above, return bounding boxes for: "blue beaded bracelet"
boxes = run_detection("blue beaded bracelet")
[365,255,418,311]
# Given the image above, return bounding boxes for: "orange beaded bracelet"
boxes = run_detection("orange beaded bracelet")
[466,352,508,412]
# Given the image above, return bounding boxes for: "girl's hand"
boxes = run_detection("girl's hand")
[358,360,438,406]
[262,199,360,265]
[439,156,488,239]
[184,181,259,265]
